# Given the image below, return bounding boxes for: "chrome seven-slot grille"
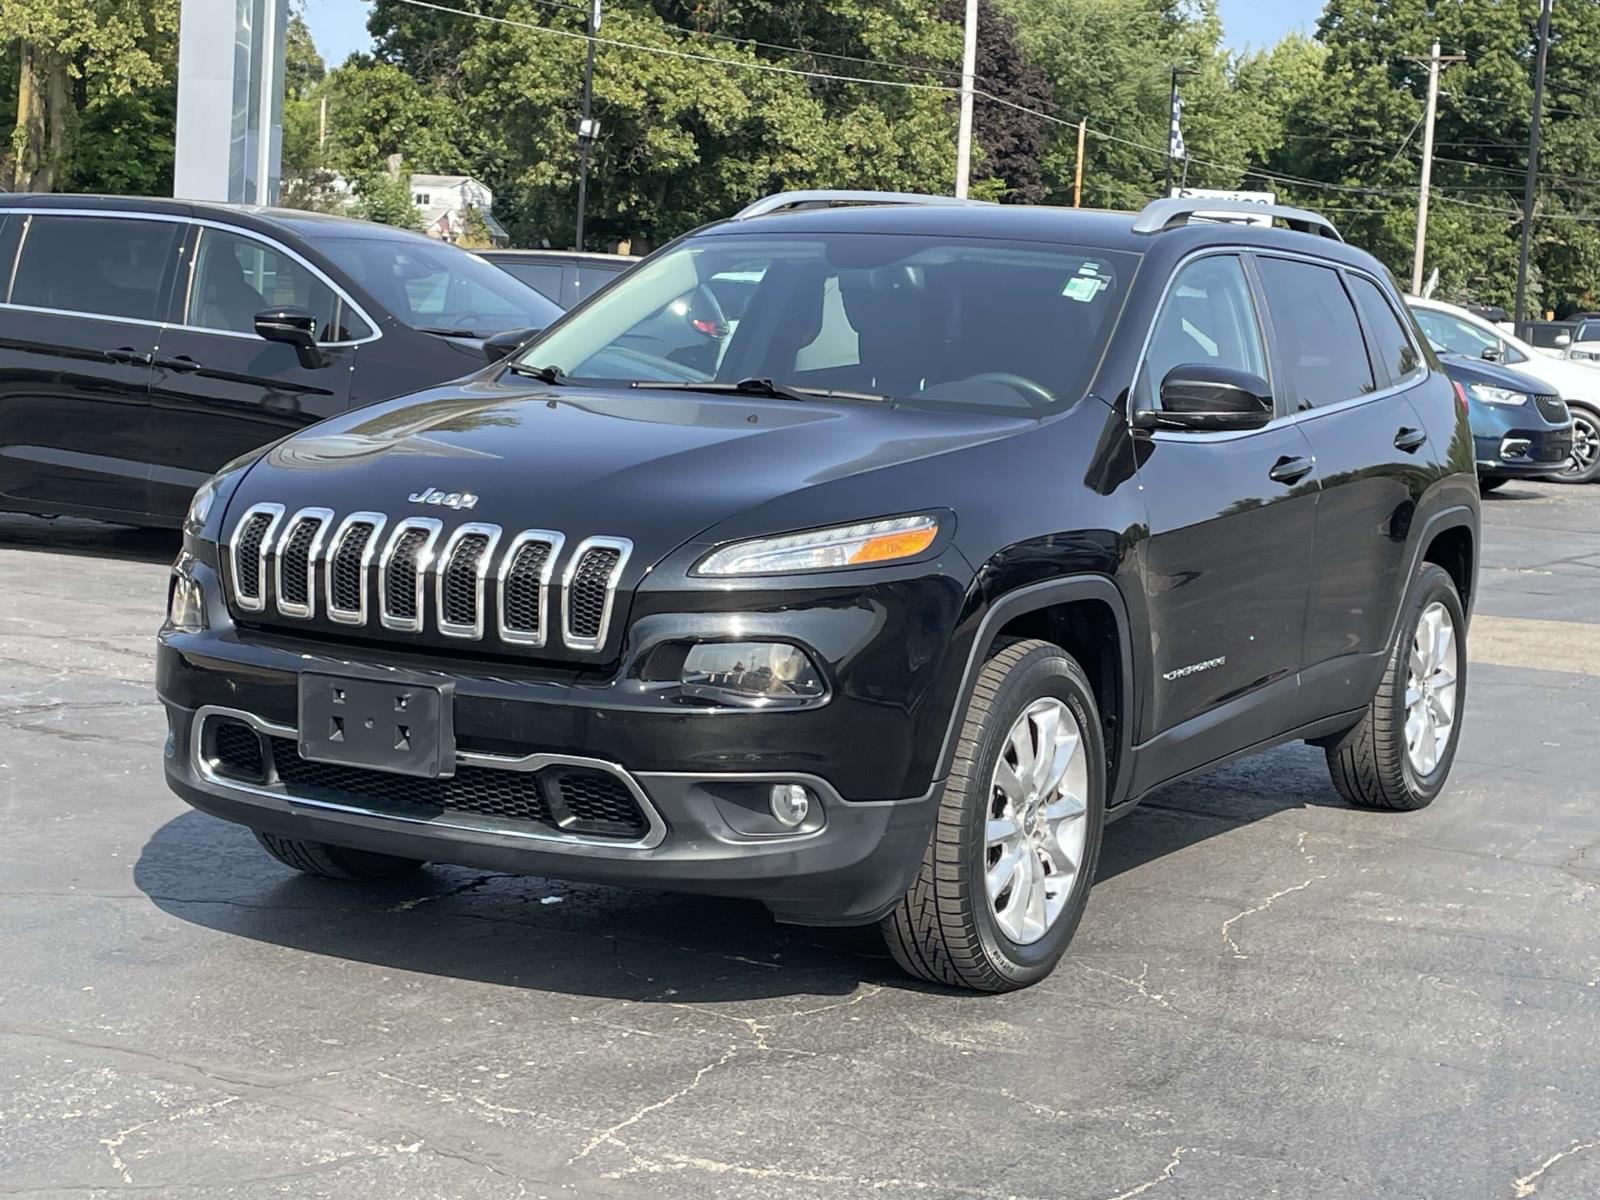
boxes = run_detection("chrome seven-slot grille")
[226,503,631,652]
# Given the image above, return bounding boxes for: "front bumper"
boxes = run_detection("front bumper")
[157,629,945,925]
[1473,425,1573,477]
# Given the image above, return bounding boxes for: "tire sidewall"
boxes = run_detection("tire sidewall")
[1392,568,1468,800]
[962,649,1106,986]
[1556,405,1600,484]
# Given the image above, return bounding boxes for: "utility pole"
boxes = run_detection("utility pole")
[1073,118,1086,208]
[1514,0,1554,332]
[954,0,978,198]
[574,0,600,251]
[318,95,327,153]
[1409,41,1465,294]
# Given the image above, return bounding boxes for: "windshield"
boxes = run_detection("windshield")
[318,236,562,336]
[516,233,1136,413]
[1574,319,1600,344]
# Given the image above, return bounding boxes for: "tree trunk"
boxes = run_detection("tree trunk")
[9,40,68,192]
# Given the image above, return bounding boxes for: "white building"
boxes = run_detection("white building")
[410,174,511,246]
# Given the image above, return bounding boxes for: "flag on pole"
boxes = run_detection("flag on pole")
[1169,90,1186,162]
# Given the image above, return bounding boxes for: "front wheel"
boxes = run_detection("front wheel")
[1549,404,1600,484]
[1325,564,1467,811]
[881,639,1105,992]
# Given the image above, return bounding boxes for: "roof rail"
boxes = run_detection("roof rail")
[1131,197,1342,241]
[734,189,990,220]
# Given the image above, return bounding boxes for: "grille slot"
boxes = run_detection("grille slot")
[380,519,442,631]
[273,508,332,619]
[1536,394,1569,424]
[227,504,284,612]
[436,524,501,639]
[562,537,631,650]
[497,531,563,646]
[326,514,385,625]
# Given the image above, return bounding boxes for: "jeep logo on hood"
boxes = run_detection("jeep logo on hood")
[408,487,479,510]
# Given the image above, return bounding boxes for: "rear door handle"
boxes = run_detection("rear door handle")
[1269,455,1315,485]
[1395,426,1427,453]
[155,355,203,373]
[104,346,151,365]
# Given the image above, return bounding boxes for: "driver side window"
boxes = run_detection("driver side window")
[1139,255,1267,410]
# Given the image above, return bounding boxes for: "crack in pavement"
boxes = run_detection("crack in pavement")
[1512,1134,1600,1197]
[1219,832,1328,959]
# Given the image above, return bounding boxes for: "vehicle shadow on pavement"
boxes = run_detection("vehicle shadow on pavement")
[134,745,1343,1000]
[0,515,180,564]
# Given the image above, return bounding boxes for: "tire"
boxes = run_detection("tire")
[881,639,1105,992]
[1549,404,1600,484]
[253,830,426,880]
[1477,476,1507,494]
[1325,563,1466,811]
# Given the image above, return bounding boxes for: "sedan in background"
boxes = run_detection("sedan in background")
[1429,347,1573,491]
[0,194,562,527]
[1409,295,1599,484]
[480,249,638,309]
[1562,316,1600,367]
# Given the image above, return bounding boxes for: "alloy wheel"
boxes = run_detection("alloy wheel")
[1404,601,1458,776]
[1565,410,1598,476]
[984,698,1090,945]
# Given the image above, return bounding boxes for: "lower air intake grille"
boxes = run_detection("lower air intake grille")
[211,734,650,840]
[568,547,621,641]
[1536,394,1570,424]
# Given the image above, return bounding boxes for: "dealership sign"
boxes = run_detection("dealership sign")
[1169,187,1279,227]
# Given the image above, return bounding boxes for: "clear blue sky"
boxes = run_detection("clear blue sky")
[301,0,1322,68]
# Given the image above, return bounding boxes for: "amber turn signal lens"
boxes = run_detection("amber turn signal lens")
[847,525,939,564]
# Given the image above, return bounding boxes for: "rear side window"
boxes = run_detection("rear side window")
[498,260,565,304]
[1348,275,1420,384]
[1254,256,1375,410]
[186,227,341,339]
[10,215,180,321]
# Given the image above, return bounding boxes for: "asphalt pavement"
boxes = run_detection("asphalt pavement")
[2,479,1598,1199]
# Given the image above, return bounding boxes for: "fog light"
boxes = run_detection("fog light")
[769,783,812,827]
[680,642,824,707]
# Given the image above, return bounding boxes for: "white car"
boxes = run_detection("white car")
[1563,316,1600,367]
[1408,295,1599,484]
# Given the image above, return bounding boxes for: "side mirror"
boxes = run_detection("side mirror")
[1556,332,1572,347]
[1137,364,1274,432]
[255,307,326,369]
[1480,345,1504,363]
[484,326,543,363]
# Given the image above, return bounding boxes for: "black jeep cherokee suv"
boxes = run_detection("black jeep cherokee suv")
[158,193,1479,992]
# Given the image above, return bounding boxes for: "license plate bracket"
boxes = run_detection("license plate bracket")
[297,672,455,779]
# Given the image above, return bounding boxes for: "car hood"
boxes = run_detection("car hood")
[225,376,1032,569]
[1437,352,1552,394]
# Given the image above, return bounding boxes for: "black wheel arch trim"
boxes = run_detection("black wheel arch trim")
[1394,501,1479,637]
[933,574,1136,807]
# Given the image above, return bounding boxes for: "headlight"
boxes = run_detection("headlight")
[696,515,939,576]
[167,556,206,632]
[679,642,825,707]
[1466,384,1529,407]
[1572,348,1600,362]
[185,476,219,534]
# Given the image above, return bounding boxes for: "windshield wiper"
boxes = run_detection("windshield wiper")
[505,363,569,385]
[417,326,482,338]
[630,378,892,404]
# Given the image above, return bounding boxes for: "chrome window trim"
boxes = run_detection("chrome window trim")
[434,522,503,640]
[496,529,566,648]
[191,704,668,852]
[0,207,381,347]
[226,503,285,613]
[561,536,634,652]
[323,511,388,626]
[272,506,335,620]
[378,517,444,633]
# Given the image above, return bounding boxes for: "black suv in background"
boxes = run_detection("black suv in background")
[159,194,1478,992]
[480,248,638,309]
[0,195,560,527]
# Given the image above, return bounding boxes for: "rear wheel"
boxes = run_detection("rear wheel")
[881,639,1105,992]
[1325,564,1466,811]
[1550,404,1600,484]
[253,831,426,880]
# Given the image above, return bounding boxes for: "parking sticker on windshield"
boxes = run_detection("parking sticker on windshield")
[1062,276,1105,303]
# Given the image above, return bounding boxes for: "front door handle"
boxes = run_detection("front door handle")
[1395,426,1427,453]
[104,346,151,365]
[1269,455,1315,485]
[155,355,203,373]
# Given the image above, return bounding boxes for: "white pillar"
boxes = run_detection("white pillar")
[175,0,287,204]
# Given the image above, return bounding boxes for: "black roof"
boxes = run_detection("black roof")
[0,192,433,244]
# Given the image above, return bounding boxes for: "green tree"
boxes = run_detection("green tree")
[353,168,425,230]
